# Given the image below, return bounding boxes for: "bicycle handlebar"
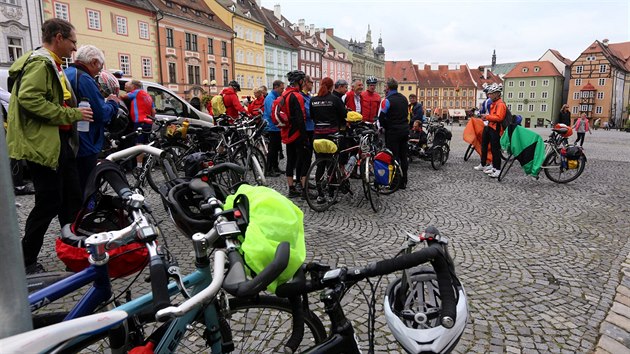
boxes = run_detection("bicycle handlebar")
[155,251,227,321]
[106,145,165,162]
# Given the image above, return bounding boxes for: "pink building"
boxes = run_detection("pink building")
[321,34,352,85]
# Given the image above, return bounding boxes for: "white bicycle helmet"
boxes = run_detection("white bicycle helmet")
[384,263,468,353]
[486,83,503,94]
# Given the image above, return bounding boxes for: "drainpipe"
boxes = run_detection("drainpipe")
[155,11,164,85]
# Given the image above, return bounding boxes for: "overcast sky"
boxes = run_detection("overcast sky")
[260,0,629,68]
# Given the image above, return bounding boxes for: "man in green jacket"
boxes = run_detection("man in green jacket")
[6,18,93,274]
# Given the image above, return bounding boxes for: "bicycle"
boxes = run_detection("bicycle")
[462,117,508,163]
[498,125,587,183]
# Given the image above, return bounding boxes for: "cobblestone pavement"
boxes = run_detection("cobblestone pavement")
[13,125,630,353]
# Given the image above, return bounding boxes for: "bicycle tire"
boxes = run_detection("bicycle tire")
[161,142,195,174]
[304,157,339,212]
[463,144,475,161]
[232,146,267,186]
[441,144,450,165]
[430,148,443,170]
[361,156,381,213]
[227,296,327,353]
[380,160,402,195]
[543,151,586,184]
[497,155,515,182]
[146,152,180,193]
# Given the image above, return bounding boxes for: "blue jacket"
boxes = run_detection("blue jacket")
[301,91,314,132]
[263,90,280,132]
[65,64,118,157]
[480,97,492,115]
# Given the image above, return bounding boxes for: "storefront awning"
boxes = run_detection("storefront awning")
[448,109,466,117]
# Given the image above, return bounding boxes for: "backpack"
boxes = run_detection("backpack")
[211,94,226,116]
[271,91,292,128]
[223,184,306,293]
[501,106,514,130]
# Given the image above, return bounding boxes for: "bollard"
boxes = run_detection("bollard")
[0,129,32,338]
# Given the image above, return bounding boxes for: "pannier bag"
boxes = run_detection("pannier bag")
[374,150,395,186]
[312,139,338,154]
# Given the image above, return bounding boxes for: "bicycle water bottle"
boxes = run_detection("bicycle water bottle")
[345,155,357,175]
[77,98,91,132]
[180,118,190,138]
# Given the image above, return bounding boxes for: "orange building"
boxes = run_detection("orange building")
[416,63,477,120]
[568,39,630,127]
[385,60,420,102]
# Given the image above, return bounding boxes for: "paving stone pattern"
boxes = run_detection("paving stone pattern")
[14,126,630,353]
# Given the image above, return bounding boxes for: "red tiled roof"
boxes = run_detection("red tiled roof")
[608,42,630,71]
[469,67,503,89]
[416,64,476,88]
[385,60,418,83]
[549,49,573,66]
[581,82,596,91]
[583,40,630,72]
[148,0,232,32]
[504,61,562,78]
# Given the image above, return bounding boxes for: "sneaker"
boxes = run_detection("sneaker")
[287,186,300,198]
[473,164,485,171]
[25,262,46,275]
[489,169,501,178]
[531,174,540,181]
[484,167,495,174]
[265,170,280,177]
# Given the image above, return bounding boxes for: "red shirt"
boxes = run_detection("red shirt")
[360,90,381,122]
[247,96,265,116]
[128,89,154,124]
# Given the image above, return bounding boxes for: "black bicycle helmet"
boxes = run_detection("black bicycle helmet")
[106,106,131,138]
[287,70,306,85]
[228,80,241,92]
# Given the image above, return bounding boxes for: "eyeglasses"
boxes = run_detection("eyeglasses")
[65,37,77,45]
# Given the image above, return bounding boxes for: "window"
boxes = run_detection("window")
[187,65,200,85]
[462,90,467,97]
[434,100,438,107]
[518,92,524,99]
[534,66,540,72]
[576,66,583,74]
[116,16,128,36]
[168,62,176,83]
[433,89,438,96]
[580,104,589,111]
[209,67,215,81]
[426,90,430,97]
[573,92,580,100]
[586,55,596,61]
[455,101,459,108]
[185,33,198,51]
[541,104,547,112]
[236,49,244,63]
[507,92,513,99]
[530,80,536,87]
[449,101,453,107]
[141,57,152,78]
[148,87,184,117]
[529,92,535,99]
[420,90,424,97]
[87,9,101,30]
[139,21,149,40]
[54,2,69,20]
[599,64,607,73]
[166,28,174,47]
[408,86,412,91]
[522,67,528,73]
[300,50,305,60]
[519,81,525,87]
[575,79,582,86]
[541,91,548,99]
[246,51,253,64]
[598,78,606,86]
[119,54,130,75]
[207,38,213,54]
[7,37,23,62]
[0,0,20,4]
[542,79,549,86]
[223,69,229,86]
[221,41,227,57]
[597,92,604,99]
[572,106,578,114]
[507,104,512,110]
[508,81,514,87]
[517,104,523,111]
[595,106,603,114]
[400,86,404,91]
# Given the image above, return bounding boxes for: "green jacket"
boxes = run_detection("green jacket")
[6,48,82,169]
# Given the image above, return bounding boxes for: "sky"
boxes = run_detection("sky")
[260,0,629,68]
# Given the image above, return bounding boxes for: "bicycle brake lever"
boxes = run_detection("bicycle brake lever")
[168,265,191,299]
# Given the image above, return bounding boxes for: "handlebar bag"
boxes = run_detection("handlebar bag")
[224,184,306,293]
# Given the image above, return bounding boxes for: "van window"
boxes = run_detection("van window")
[148,87,184,117]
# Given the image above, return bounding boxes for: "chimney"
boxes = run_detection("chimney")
[273,4,281,20]
[325,28,334,36]
[602,38,609,46]
[298,19,305,33]
[255,0,261,7]
[483,67,488,79]
[309,24,315,36]
[431,62,438,71]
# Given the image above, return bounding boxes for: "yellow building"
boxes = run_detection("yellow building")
[42,0,158,79]
[205,0,266,95]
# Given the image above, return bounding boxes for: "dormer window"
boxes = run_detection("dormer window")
[244,11,251,18]
[522,67,528,73]
[534,66,540,72]
[207,13,214,20]
[229,4,235,12]
[165,0,172,8]
[182,6,187,13]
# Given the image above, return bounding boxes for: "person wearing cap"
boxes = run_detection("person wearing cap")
[343,79,363,113]
[473,83,506,178]
[361,76,381,122]
[220,80,248,119]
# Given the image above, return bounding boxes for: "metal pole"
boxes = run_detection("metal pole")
[0,129,32,338]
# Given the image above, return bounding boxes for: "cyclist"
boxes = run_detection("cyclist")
[221,80,248,120]
[360,76,381,123]
[263,80,285,177]
[379,78,409,189]
[343,79,363,113]
[473,83,506,178]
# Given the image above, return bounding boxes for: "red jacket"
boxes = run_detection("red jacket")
[360,90,381,122]
[247,96,265,116]
[220,87,247,118]
[278,87,306,144]
[344,90,358,112]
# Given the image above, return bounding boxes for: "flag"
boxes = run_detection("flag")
[500,125,545,176]
[463,118,494,163]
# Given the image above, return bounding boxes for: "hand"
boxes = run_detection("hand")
[78,107,94,121]
[107,94,120,104]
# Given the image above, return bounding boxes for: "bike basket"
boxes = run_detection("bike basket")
[374,151,395,186]
[564,146,583,159]
[224,185,306,294]
[313,139,338,154]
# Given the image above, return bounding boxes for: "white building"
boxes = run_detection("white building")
[0,0,44,68]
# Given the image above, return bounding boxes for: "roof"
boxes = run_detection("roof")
[581,82,596,91]
[259,7,295,50]
[548,49,573,66]
[148,0,232,32]
[213,0,265,25]
[504,61,563,79]
[112,0,154,12]
[469,67,503,89]
[480,62,519,77]
[607,41,630,71]
[416,64,476,88]
[583,40,630,72]
[385,60,418,83]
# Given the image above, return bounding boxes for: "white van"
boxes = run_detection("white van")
[118,78,214,127]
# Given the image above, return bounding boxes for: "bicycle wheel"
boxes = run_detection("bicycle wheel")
[227,296,327,353]
[441,144,450,165]
[232,146,267,186]
[380,160,402,195]
[497,155,515,182]
[304,157,339,212]
[361,156,381,213]
[543,151,586,183]
[430,148,443,170]
[146,153,181,193]
[463,144,475,161]
[161,142,194,174]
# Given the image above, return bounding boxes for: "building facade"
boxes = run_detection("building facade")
[260,6,297,89]
[205,0,266,96]
[568,40,630,127]
[504,61,564,127]
[469,66,503,111]
[43,0,158,78]
[385,60,419,102]
[0,0,43,68]
[149,0,233,99]
[539,49,572,105]
[416,63,476,119]
[321,37,352,85]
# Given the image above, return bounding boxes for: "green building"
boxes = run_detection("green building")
[503,61,564,127]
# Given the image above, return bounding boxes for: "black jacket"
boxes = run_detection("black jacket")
[379,91,409,136]
[310,93,346,137]
[558,109,571,125]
